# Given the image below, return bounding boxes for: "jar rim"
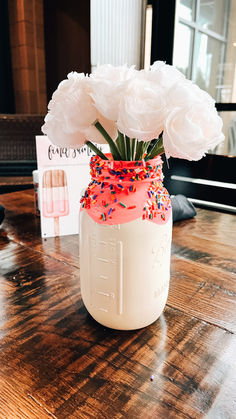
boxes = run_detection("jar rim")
[89,153,163,184]
[90,153,163,169]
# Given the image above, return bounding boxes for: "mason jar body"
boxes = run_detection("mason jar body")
[79,154,172,330]
[80,211,172,330]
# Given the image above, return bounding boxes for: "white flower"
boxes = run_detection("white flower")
[163,103,224,160]
[42,64,225,161]
[48,72,97,131]
[84,113,117,144]
[42,72,116,147]
[117,77,167,141]
[90,64,136,121]
[42,113,86,148]
[149,61,185,88]
[167,79,215,110]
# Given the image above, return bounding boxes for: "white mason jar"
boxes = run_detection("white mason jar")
[80,211,172,330]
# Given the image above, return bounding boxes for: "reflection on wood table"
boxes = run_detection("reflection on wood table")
[0,189,235,419]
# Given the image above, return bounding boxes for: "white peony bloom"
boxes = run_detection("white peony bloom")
[42,72,117,147]
[163,103,225,160]
[90,64,136,121]
[149,61,185,88]
[84,113,117,144]
[48,72,97,131]
[167,79,215,110]
[42,113,86,148]
[117,77,167,141]
[41,64,225,160]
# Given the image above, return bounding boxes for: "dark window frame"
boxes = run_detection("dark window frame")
[149,0,236,211]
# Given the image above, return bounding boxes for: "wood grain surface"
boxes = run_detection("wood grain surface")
[0,189,235,418]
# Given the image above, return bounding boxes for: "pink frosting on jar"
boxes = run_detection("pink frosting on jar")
[80,154,172,225]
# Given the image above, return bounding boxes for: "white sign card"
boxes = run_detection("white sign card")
[35,135,109,238]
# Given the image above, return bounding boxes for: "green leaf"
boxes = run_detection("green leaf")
[130,138,137,161]
[125,136,131,160]
[116,135,122,155]
[85,141,108,160]
[117,131,126,159]
[145,137,164,161]
[144,138,158,161]
[143,141,151,156]
[94,121,122,160]
[135,140,144,160]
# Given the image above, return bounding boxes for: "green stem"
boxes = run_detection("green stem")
[125,136,131,160]
[143,141,151,156]
[116,134,122,155]
[135,141,144,160]
[94,120,122,160]
[145,137,164,161]
[131,138,136,161]
[144,139,158,161]
[85,141,108,160]
[124,139,127,160]
[117,131,126,159]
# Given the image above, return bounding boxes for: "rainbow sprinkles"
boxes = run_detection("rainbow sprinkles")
[80,154,171,225]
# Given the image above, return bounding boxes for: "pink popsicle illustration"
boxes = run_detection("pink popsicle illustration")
[42,169,69,236]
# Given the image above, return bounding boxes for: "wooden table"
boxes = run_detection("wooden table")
[0,189,235,418]
[0,176,33,194]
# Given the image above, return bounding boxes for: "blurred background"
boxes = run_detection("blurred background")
[0,0,235,209]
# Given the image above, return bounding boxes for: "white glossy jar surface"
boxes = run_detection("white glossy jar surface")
[80,211,172,330]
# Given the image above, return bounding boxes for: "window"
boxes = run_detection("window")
[173,0,236,155]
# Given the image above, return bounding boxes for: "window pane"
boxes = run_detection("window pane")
[199,0,229,36]
[174,0,236,104]
[179,0,195,21]
[214,112,236,156]
[192,33,224,101]
[221,2,236,103]
[173,23,193,78]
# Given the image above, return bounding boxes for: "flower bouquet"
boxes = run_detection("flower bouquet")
[42,62,224,330]
[42,61,224,162]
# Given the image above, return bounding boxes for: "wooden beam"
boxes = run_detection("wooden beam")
[8,0,47,114]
